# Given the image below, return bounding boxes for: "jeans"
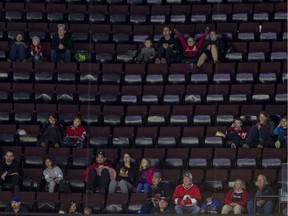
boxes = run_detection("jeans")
[174,205,200,214]
[0,174,21,188]
[108,179,133,193]
[157,46,176,64]
[48,181,56,192]
[227,131,241,145]
[136,183,149,193]
[50,49,71,62]
[87,168,110,192]
[246,126,273,147]
[247,200,273,214]
[9,43,27,61]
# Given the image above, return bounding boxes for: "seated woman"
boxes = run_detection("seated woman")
[59,200,80,214]
[221,179,248,214]
[64,116,87,148]
[108,152,137,193]
[38,114,63,148]
[243,111,275,148]
[43,157,64,192]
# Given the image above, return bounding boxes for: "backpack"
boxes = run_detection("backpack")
[58,179,71,193]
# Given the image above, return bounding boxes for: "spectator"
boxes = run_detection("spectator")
[29,35,43,62]
[83,206,92,215]
[174,27,209,62]
[50,24,72,62]
[150,196,175,214]
[274,115,287,148]
[38,114,63,148]
[108,152,137,193]
[0,151,22,192]
[83,151,116,194]
[59,200,81,214]
[135,38,156,64]
[243,111,275,148]
[247,174,275,214]
[200,190,221,214]
[139,172,172,214]
[155,26,180,65]
[8,32,28,62]
[221,179,247,214]
[173,172,202,214]
[196,30,225,69]
[5,196,28,214]
[64,116,87,148]
[226,118,248,148]
[43,157,64,192]
[136,158,158,193]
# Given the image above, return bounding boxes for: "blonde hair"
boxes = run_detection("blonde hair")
[139,158,151,171]
[234,179,246,190]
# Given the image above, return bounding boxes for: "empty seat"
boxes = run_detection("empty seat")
[147,105,170,126]
[58,104,79,126]
[101,63,123,84]
[5,2,24,21]
[229,84,252,104]
[36,192,58,213]
[259,62,281,83]
[0,124,16,146]
[213,62,235,84]
[232,3,253,22]
[89,127,111,148]
[121,85,142,105]
[142,85,164,105]
[146,64,168,84]
[12,61,33,83]
[240,105,262,125]
[191,4,212,23]
[25,3,45,21]
[98,85,120,104]
[23,147,46,168]
[206,84,229,104]
[169,105,193,126]
[262,148,286,169]
[48,147,70,169]
[237,22,259,41]
[170,5,191,23]
[193,105,216,126]
[78,63,100,84]
[237,148,262,168]
[112,25,132,43]
[135,127,158,148]
[83,193,105,213]
[105,193,129,213]
[71,148,94,170]
[226,42,248,62]
[127,193,147,214]
[150,5,170,24]
[91,24,111,43]
[236,62,258,83]
[108,5,128,23]
[157,127,181,148]
[270,41,287,61]
[204,169,228,192]
[102,105,124,126]
[46,3,66,22]
[112,127,134,148]
[163,85,185,105]
[125,105,147,127]
[211,4,232,22]
[142,147,165,168]
[14,103,35,125]
[70,23,89,42]
[181,126,204,147]
[78,85,98,105]
[260,22,281,41]
[55,84,77,104]
[67,4,86,23]
[205,126,226,148]
[253,3,273,21]
[251,84,275,104]
[216,105,240,125]
[185,84,206,104]
[124,64,145,85]
[164,148,188,169]
[95,44,115,63]
[34,62,55,83]
[189,148,212,169]
[248,42,270,62]
[88,5,107,23]
[212,148,236,169]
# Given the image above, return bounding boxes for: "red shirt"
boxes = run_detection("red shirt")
[173,184,202,206]
[65,125,86,142]
[176,33,206,57]
[29,43,43,56]
[227,126,248,138]
[83,162,114,181]
[224,189,248,207]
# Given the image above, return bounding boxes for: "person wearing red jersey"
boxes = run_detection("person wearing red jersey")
[29,36,43,62]
[64,116,87,148]
[174,27,209,62]
[173,172,202,214]
[226,118,248,148]
[83,151,116,194]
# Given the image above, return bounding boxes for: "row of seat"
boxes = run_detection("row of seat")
[2,145,286,168]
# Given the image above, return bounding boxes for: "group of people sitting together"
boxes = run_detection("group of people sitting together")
[7,23,225,70]
[0,147,282,215]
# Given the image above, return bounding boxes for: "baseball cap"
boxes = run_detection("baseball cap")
[11,196,20,202]
[183,172,193,179]
[96,151,106,157]
[160,197,169,202]
[152,172,162,178]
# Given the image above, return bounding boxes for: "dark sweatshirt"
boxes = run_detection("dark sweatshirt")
[51,33,72,53]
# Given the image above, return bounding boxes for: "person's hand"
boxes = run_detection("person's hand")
[163,43,169,49]
[230,202,236,207]
[54,178,61,184]
[59,43,64,49]
[206,45,211,50]
[174,29,180,35]
[241,133,247,139]
[96,167,103,175]
[204,27,210,34]
[231,123,236,128]
[256,200,265,207]
[256,122,262,129]
[1,171,7,180]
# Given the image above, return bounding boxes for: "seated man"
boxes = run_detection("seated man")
[83,151,116,194]
[247,174,275,214]
[50,24,72,62]
[5,196,28,214]
[0,151,22,192]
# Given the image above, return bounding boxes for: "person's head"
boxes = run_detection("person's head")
[47,114,57,126]
[162,26,172,37]
[44,157,54,169]
[144,38,153,48]
[15,33,24,42]
[57,24,66,37]
[10,196,21,211]
[139,158,151,170]
[73,116,82,128]
[234,179,246,191]
[83,206,92,214]
[4,151,15,164]
[258,111,269,125]
[61,200,77,214]
[256,174,267,190]
[158,197,169,210]
[209,30,218,42]
[187,36,196,48]
[151,172,162,186]
[204,190,214,202]
[123,152,132,164]
[95,151,106,165]
[234,117,243,129]
[182,172,193,187]
[279,115,287,128]
[32,36,40,46]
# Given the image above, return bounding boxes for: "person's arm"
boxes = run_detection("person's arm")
[173,185,183,205]
[6,161,21,175]
[62,34,72,50]
[175,30,188,51]
[268,121,275,137]
[38,44,43,56]
[224,190,233,205]
[196,33,207,51]
[128,164,137,184]
[43,169,53,183]
[56,166,64,179]
[51,35,59,50]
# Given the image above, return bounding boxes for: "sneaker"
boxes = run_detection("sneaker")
[242,144,249,149]
[257,144,263,148]
[86,189,93,194]
[160,58,167,64]
[231,143,236,148]
[40,142,46,147]
[14,185,20,192]
[155,58,161,64]
[275,141,281,148]
[54,143,60,147]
